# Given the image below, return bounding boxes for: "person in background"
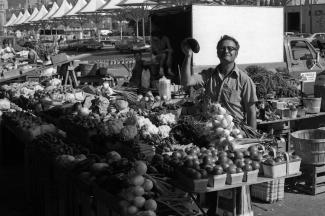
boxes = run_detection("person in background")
[151,30,174,77]
[0,39,16,56]
[128,51,144,87]
[181,35,258,216]
[26,43,40,64]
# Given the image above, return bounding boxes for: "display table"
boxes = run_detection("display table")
[174,172,301,216]
[258,112,325,151]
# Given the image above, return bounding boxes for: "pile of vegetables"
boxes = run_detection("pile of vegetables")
[246,65,300,99]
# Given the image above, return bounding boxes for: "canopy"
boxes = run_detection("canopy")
[65,0,88,16]
[10,12,23,26]
[4,13,17,27]
[30,5,48,22]
[118,0,156,6]
[15,9,31,25]
[24,8,39,23]
[41,2,59,21]
[51,0,73,19]
[100,0,123,11]
[78,0,106,13]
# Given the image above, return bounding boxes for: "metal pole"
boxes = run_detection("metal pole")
[300,0,303,33]
[310,0,313,33]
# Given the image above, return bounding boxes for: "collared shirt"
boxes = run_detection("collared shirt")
[194,65,258,120]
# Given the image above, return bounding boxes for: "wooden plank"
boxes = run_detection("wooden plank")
[315,165,325,173]
[314,185,325,194]
[315,176,325,184]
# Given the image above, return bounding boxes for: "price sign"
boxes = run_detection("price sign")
[300,72,316,82]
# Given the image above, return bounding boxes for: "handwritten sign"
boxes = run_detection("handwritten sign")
[300,72,316,82]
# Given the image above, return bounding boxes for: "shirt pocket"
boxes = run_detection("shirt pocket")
[230,89,241,103]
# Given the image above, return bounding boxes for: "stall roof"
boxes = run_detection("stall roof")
[30,5,48,22]
[100,0,123,11]
[15,9,31,25]
[24,8,39,23]
[78,0,106,13]
[51,0,73,19]
[118,0,157,7]
[65,0,88,16]
[4,14,17,27]
[10,12,23,26]
[41,2,59,21]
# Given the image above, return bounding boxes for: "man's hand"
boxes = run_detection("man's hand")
[181,40,193,57]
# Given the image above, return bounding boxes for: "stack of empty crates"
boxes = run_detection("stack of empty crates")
[251,179,285,203]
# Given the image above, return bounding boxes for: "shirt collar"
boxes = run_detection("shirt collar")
[215,64,239,77]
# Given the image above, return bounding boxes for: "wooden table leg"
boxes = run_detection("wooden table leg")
[233,188,237,216]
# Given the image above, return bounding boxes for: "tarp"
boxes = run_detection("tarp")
[78,0,106,13]
[41,2,59,21]
[15,9,31,25]
[117,0,156,6]
[24,8,39,23]
[30,5,49,22]
[100,0,123,11]
[4,13,17,27]
[51,0,73,19]
[10,12,23,26]
[65,0,87,16]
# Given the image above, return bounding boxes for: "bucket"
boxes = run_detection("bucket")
[302,97,321,114]
[291,129,325,165]
[314,71,325,111]
[79,63,97,77]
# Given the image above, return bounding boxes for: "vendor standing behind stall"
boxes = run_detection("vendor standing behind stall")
[26,43,40,64]
[181,35,257,128]
[181,35,258,216]
[0,39,16,58]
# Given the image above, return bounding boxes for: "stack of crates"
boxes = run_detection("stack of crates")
[251,179,285,203]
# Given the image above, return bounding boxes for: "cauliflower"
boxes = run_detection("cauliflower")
[157,113,176,125]
[115,100,128,111]
[141,124,159,138]
[158,125,171,139]
[120,125,138,141]
[49,78,61,86]
[107,119,124,135]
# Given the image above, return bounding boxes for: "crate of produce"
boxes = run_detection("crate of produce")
[297,164,325,195]
[291,129,325,165]
[243,170,259,183]
[175,170,208,192]
[251,179,284,203]
[262,149,287,178]
[226,172,244,185]
[208,174,227,188]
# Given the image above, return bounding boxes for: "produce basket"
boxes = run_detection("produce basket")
[208,174,226,188]
[175,170,208,192]
[243,170,259,183]
[226,172,244,185]
[291,129,325,165]
[262,148,287,178]
[251,179,284,203]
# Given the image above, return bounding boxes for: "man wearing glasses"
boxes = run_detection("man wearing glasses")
[181,35,257,129]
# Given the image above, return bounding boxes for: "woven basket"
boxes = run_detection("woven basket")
[291,129,325,165]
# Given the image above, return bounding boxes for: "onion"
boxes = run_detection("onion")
[221,119,228,128]
[213,120,221,127]
[78,107,90,116]
[223,129,231,137]
[216,127,224,136]
[218,107,227,115]
[216,115,224,121]
[225,114,233,123]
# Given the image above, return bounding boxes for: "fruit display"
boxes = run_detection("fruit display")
[118,161,157,216]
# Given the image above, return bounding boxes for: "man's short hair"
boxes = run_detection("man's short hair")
[217,35,240,50]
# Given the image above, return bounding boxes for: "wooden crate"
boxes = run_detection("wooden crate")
[296,164,325,195]
[251,179,284,203]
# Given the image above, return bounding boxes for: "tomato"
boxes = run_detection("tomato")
[227,164,237,174]
[244,164,253,172]
[234,150,244,159]
[251,161,260,170]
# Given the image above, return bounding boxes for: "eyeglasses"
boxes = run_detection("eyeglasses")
[218,46,238,52]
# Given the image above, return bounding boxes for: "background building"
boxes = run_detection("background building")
[0,0,8,36]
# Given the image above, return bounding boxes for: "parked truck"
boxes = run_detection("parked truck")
[149,4,325,95]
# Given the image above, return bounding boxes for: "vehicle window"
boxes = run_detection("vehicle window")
[290,40,315,60]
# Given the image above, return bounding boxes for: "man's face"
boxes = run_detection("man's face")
[217,39,238,64]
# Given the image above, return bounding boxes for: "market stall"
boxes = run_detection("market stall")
[0,73,305,216]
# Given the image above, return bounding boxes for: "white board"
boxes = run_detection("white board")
[192,5,284,66]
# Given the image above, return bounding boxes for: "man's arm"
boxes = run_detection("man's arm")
[246,102,257,129]
[180,42,202,86]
